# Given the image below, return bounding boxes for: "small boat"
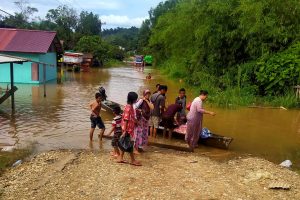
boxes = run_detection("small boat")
[102,99,233,149]
[101,100,124,113]
[199,133,233,149]
[167,125,233,149]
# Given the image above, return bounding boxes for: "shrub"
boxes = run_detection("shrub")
[256,42,300,95]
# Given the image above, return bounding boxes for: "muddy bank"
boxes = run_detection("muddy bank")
[1,148,299,200]
[0,148,32,175]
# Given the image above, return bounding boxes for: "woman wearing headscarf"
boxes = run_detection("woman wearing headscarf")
[134,89,154,153]
[185,90,215,151]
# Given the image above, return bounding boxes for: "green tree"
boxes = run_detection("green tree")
[3,13,28,28]
[107,45,125,61]
[147,0,300,96]
[148,0,179,27]
[75,35,109,65]
[31,18,58,31]
[102,27,139,51]
[76,11,102,36]
[46,5,78,49]
[137,19,151,53]
[137,0,179,53]
[256,42,300,95]
[2,0,38,28]
[14,0,38,22]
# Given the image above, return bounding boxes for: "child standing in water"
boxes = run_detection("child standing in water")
[107,106,122,157]
[146,73,152,80]
[89,92,105,141]
[118,92,142,166]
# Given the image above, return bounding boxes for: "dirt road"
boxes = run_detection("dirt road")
[1,148,299,200]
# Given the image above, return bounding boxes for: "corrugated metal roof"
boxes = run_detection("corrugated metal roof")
[64,52,84,57]
[0,53,55,66]
[0,53,29,64]
[0,28,63,53]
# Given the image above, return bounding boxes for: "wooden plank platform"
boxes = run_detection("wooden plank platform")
[0,86,18,104]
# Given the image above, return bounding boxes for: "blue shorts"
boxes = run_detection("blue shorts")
[90,115,105,129]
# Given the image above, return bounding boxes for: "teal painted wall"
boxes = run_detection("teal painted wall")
[39,52,57,82]
[0,52,57,84]
[0,53,40,84]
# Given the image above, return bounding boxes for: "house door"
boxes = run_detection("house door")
[31,63,39,81]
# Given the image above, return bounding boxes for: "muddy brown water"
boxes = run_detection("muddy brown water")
[0,66,299,168]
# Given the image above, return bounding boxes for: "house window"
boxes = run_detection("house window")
[31,63,39,81]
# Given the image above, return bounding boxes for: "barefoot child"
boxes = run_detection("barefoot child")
[107,106,122,157]
[89,92,105,141]
[117,92,142,166]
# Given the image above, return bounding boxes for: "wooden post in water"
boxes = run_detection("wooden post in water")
[43,64,46,97]
[10,62,14,109]
[294,85,300,99]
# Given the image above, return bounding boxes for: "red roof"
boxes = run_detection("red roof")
[0,28,63,53]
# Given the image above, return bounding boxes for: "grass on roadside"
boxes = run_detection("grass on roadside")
[103,59,125,68]
[157,61,299,109]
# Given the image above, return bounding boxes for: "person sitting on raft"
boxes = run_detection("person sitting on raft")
[161,103,183,139]
[175,88,187,125]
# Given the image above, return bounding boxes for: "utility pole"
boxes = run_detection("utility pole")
[0,9,13,17]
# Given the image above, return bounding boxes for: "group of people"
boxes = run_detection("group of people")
[148,84,190,140]
[88,83,216,166]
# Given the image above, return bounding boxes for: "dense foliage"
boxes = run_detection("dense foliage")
[75,36,108,63]
[137,0,179,53]
[139,0,300,106]
[102,27,139,51]
[45,5,78,49]
[75,35,125,63]
[256,42,300,95]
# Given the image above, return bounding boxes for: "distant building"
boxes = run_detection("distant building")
[0,28,63,84]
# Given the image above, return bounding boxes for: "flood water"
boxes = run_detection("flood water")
[0,66,300,168]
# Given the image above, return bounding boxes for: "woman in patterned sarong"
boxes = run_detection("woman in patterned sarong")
[185,90,215,151]
[134,90,153,154]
